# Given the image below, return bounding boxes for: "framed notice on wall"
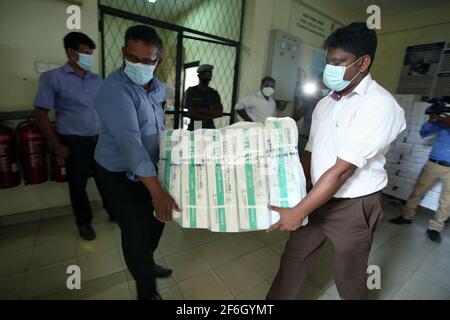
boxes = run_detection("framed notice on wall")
[289,1,342,48]
[396,41,450,98]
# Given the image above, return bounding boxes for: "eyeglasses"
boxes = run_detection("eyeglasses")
[124,53,158,66]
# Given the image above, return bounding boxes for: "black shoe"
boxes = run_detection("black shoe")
[78,225,96,241]
[155,264,172,278]
[389,216,411,225]
[427,229,441,243]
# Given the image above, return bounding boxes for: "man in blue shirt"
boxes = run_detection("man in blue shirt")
[390,111,450,243]
[34,32,114,241]
[94,25,180,300]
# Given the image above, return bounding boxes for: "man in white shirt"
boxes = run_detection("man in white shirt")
[235,76,277,123]
[266,22,406,300]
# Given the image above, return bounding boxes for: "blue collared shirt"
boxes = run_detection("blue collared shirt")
[94,66,165,181]
[420,121,450,162]
[34,63,102,136]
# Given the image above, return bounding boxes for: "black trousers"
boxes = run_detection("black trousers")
[95,163,165,300]
[59,135,114,226]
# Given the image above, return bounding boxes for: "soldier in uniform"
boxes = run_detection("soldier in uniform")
[184,64,223,130]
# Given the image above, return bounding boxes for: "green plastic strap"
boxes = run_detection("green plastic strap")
[188,134,197,228]
[163,131,173,192]
[275,121,289,208]
[214,134,227,232]
[244,130,257,229]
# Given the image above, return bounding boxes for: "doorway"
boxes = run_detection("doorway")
[99,4,244,129]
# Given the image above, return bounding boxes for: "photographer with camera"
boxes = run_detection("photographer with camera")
[390,98,450,243]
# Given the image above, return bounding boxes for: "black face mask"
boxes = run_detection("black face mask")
[199,77,211,86]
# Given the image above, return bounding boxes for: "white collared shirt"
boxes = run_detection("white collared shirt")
[235,91,277,123]
[305,74,406,198]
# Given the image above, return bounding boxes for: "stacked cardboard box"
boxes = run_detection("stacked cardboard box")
[158,117,308,232]
[384,95,442,211]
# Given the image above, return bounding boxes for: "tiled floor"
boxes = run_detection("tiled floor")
[0,200,449,300]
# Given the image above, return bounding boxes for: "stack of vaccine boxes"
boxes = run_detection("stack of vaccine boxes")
[384,94,442,211]
[158,117,308,232]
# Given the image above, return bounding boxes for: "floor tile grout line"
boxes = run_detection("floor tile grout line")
[19,257,80,300]
[17,218,42,299]
[390,239,443,299]
[24,240,120,273]
[161,282,187,300]
[412,259,450,294]
[395,287,422,300]
[407,273,450,299]
[158,233,278,267]
[210,268,235,299]
[159,244,277,291]
[209,253,269,298]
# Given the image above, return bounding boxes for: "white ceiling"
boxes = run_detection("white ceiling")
[339,0,450,16]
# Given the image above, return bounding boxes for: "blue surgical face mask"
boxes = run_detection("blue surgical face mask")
[76,52,93,71]
[124,59,157,86]
[322,56,362,92]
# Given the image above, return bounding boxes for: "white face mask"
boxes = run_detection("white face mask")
[262,87,274,97]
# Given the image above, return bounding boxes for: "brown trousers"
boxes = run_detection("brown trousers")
[267,192,384,300]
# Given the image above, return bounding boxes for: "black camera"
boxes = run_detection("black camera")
[425,98,450,116]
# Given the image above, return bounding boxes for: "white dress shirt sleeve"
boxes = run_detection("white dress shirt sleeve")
[235,96,250,111]
[336,96,406,168]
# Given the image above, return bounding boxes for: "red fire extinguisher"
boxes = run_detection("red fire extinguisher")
[17,120,48,185]
[0,124,21,188]
[49,123,66,182]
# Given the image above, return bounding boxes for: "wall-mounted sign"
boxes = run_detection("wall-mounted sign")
[397,41,450,98]
[289,1,342,48]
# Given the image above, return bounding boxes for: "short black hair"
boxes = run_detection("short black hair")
[324,22,377,68]
[124,25,163,52]
[261,76,276,85]
[63,32,96,50]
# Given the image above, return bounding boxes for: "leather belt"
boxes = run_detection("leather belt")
[430,159,450,167]
[330,190,382,202]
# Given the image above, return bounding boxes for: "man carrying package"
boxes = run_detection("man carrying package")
[266,22,406,300]
[94,25,179,300]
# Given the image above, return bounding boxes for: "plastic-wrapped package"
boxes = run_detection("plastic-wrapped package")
[158,117,308,232]
[264,118,308,227]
